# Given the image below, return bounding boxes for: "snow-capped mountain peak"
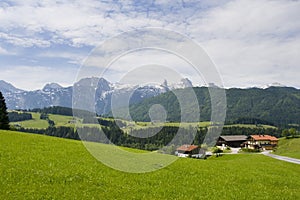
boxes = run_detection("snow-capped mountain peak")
[1,77,193,114]
[260,82,286,89]
[43,83,63,91]
[0,80,24,93]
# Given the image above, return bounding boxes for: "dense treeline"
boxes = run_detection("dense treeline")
[124,87,300,127]
[80,125,280,150]
[227,117,275,126]
[221,126,280,138]
[8,112,32,122]
[30,106,74,116]
[29,106,94,117]
[61,125,207,151]
[16,119,281,152]
[18,126,79,140]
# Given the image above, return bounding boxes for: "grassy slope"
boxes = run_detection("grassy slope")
[11,112,48,129]
[11,113,77,129]
[7,110,279,131]
[11,113,112,129]
[10,111,277,132]
[274,138,300,159]
[1,130,299,199]
[48,114,75,127]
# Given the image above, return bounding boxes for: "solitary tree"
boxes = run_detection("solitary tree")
[0,92,10,130]
[289,128,297,138]
[282,129,290,138]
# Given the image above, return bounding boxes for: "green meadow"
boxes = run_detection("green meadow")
[48,114,75,127]
[11,112,81,129]
[1,130,299,199]
[274,138,300,159]
[10,111,277,134]
[11,112,49,129]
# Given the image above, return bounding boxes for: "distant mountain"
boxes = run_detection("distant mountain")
[3,78,299,126]
[125,86,300,126]
[256,82,287,89]
[0,80,24,93]
[0,78,193,114]
[43,83,63,91]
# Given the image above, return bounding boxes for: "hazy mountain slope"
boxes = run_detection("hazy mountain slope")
[126,87,300,125]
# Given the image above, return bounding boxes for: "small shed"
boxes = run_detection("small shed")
[176,145,200,158]
[216,135,248,148]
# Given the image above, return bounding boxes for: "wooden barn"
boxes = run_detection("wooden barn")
[216,135,248,148]
[176,145,205,158]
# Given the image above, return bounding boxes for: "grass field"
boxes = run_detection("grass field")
[11,113,77,129]
[11,113,79,129]
[274,138,300,159]
[1,130,299,199]
[10,111,277,132]
[48,114,75,127]
[11,112,49,129]
[224,124,277,129]
[121,121,276,132]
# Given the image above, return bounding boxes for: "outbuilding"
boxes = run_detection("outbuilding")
[216,135,248,148]
[176,145,202,158]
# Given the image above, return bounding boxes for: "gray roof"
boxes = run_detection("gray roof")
[220,135,247,141]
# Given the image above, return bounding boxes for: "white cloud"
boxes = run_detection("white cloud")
[38,51,88,65]
[0,0,299,88]
[0,45,9,55]
[187,0,300,88]
[0,32,51,47]
[191,0,300,39]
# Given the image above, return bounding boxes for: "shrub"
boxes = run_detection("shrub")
[241,148,261,153]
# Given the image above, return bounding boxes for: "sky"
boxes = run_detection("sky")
[0,0,299,90]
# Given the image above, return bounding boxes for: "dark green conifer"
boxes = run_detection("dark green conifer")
[0,92,10,130]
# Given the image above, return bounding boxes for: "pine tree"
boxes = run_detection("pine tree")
[0,92,10,130]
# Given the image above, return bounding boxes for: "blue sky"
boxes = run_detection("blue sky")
[0,0,299,90]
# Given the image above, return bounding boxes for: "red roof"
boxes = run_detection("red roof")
[177,145,199,152]
[250,135,279,141]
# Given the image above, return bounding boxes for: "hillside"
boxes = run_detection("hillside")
[1,130,300,199]
[126,87,300,126]
[274,138,300,159]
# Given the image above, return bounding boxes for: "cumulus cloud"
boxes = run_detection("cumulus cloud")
[189,0,300,88]
[0,0,299,88]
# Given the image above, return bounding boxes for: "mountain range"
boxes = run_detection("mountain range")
[1,78,299,126]
[0,78,193,114]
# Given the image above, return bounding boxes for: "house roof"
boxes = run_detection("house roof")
[177,145,199,152]
[219,135,248,141]
[250,135,279,141]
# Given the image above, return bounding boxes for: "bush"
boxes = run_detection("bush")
[241,148,261,153]
[212,147,223,157]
